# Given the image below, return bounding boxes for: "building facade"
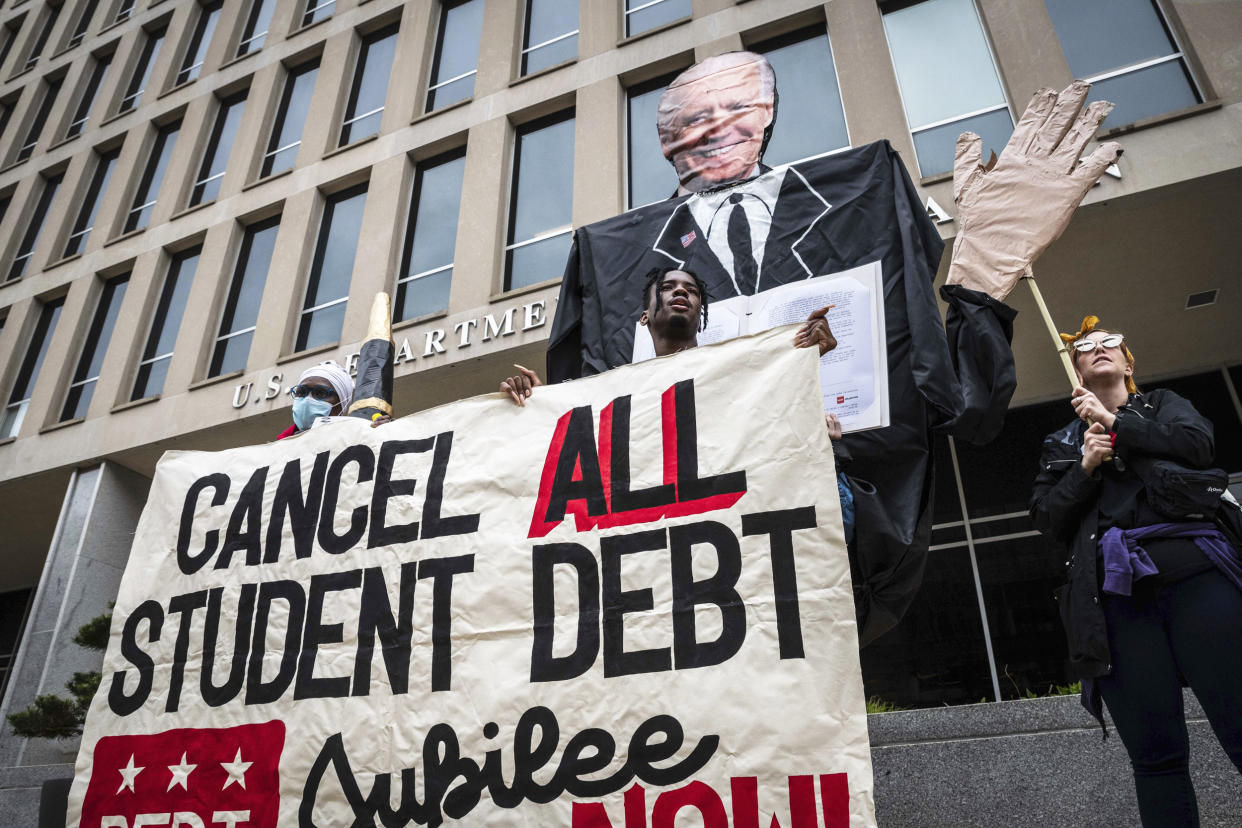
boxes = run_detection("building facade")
[0,0,1240,816]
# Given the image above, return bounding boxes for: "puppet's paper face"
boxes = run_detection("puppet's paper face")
[657,57,774,193]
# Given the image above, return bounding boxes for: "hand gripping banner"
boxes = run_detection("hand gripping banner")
[67,327,875,828]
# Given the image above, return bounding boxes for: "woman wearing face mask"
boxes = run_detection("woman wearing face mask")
[278,361,354,439]
[1029,316,1242,827]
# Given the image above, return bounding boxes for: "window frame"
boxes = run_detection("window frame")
[236,0,274,57]
[22,1,61,73]
[881,0,1014,179]
[519,0,578,77]
[622,0,690,39]
[66,0,99,49]
[294,181,369,352]
[60,272,129,422]
[174,0,222,87]
[6,170,63,281]
[424,0,483,113]
[189,90,247,206]
[64,48,111,138]
[131,243,200,400]
[208,215,281,377]
[1,296,64,439]
[123,118,179,233]
[118,22,166,113]
[261,58,318,178]
[63,146,119,257]
[394,146,467,322]
[503,109,575,292]
[339,23,398,147]
[16,75,62,161]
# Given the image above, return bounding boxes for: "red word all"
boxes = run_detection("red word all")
[573,774,850,828]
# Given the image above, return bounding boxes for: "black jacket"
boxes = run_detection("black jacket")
[1029,388,1216,680]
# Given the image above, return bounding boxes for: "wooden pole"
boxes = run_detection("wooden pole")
[1022,268,1078,391]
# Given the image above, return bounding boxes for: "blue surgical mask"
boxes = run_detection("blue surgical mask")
[292,396,333,430]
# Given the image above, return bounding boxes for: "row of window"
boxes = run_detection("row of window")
[0,116,563,437]
[0,0,681,105]
[0,0,1203,187]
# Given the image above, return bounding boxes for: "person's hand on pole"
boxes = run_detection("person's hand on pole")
[1071,385,1117,429]
[501,364,542,406]
[947,81,1123,301]
[793,305,837,356]
[1081,421,1112,474]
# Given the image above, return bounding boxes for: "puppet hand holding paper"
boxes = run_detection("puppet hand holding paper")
[947,81,1123,301]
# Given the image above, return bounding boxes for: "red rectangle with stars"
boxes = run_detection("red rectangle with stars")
[80,721,284,828]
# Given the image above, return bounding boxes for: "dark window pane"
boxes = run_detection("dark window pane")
[975,535,1072,700]
[64,148,119,257]
[521,0,577,75]
[62,275,128,420]
[860,546,995,708]
[17,77,62,161]
[238,0,275,55]
[1151,371,1242,474]
[120,26,166,112]
[67,53,111,138]
[0,588,34,701]
[7,172,62,281]
[0,21,21,70]
[24,3,60,70]
[191,92,246,205]
[176,1,221,85]
[69,0,100,47]
[263,61,317,177]
[133,246,198,398]
[125,120,180,232]
[505,231,570,292]
[911,106,1012,178]
[506,112,574,290]
[625,0,689,37]
[1044,0,1180,79]
[396,149,465,321]
[955,399,1073,520]
[627,74,678,208]
[755,28,848,166]
[1086,59,1199,130]
[3,297,64,437]
[115,0,134,23]
[301,0,335,27]
[340,26,396,145]
[297,184,366,350]
[0,103,12,143]
[509,113,574,243]
[211,217,279,376]
[396,268,452,323]
[426,0,483,111]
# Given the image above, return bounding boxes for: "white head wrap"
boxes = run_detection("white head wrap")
[299,360,354,413]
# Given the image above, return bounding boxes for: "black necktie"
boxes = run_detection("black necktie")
[727,193,758,295]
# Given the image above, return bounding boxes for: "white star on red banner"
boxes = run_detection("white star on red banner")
[115,754,143,794]
[166,751,196,791]
[220,748,253,790]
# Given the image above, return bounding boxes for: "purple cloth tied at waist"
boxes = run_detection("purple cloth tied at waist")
[1099,522,1242,596]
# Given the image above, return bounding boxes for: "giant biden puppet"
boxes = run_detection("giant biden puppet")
[548,49,1121,644]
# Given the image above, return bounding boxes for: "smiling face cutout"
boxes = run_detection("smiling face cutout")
[657,53,775,194]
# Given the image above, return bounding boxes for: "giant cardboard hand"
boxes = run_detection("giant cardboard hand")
[947,81,1123,300]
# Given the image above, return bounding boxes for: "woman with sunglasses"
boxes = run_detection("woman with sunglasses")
[1030,317,1242,826]
[278,361,355,439]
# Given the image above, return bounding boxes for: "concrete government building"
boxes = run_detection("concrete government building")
[0,0,1239,823]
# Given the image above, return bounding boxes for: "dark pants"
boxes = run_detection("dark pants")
[1098,569,1242,827]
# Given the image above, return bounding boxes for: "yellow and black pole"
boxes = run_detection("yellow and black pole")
[347,292,395,422]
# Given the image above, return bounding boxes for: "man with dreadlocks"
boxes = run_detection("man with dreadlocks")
[500,266,836,403]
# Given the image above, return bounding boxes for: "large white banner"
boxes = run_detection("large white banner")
[67,327,875,828]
